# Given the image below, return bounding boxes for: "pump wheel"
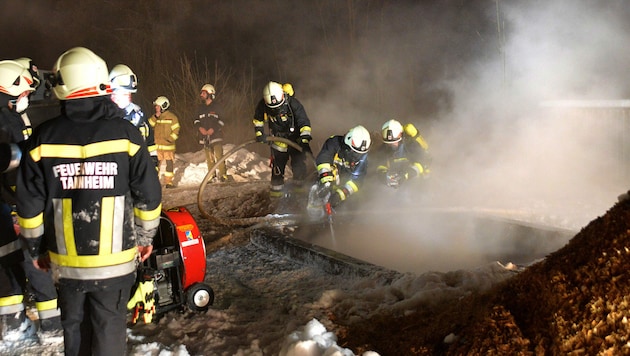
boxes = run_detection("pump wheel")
[186,283,214,312]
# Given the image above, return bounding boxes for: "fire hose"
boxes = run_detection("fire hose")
[197,136,316,226]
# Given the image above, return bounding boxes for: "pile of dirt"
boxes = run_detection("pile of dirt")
[336,199,630,354]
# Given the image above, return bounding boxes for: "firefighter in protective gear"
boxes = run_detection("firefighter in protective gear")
[109,64,158,168]
[16,47,162,356]
[0,59,61,339]
[195,84,227,181]
[253,81,312,197]
[375,119,431,188]
[149,95,180,188]
[315,125,371,208]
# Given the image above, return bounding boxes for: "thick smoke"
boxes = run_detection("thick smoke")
[3,1,629,272]
[302,1,630,272]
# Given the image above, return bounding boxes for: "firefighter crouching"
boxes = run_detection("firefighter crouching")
[16,47,162,355]
[309,125,372,215]
[374,119,431,188]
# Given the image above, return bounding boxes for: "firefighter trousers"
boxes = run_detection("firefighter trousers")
[58,273,135,356]
[270,146,307,186]
[204,143,226,177]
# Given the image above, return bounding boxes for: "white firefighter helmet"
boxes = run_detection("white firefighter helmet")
[0,60,36,97]
[51,47,111,100]
[344,125,372,154]
[381,119,404,143]
[153,96,170,111]
[109,64,138,93]
[13,57,40,89]
[263,81,285,108]
[201,84,215,99]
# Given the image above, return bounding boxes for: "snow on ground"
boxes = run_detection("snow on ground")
[3,144,616,355]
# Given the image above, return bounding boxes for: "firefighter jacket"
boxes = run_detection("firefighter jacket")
[148,110,179,152]
[0,104,28,266]
[316,135,369,201]
[194,102,224,146]
[123,102,158,163]
[16,97,162,281]
[253,96,311,152]
[374,134,430,180]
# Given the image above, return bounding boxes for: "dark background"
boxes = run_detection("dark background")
[2,0,503,152]
[3,0,630,204]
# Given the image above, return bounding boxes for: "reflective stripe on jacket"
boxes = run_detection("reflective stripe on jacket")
[16,97,162,280]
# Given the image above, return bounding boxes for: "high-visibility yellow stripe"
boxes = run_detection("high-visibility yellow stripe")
[50,247,137,268]
[134,204,162,221]
[36,299,57,312]
[0,295,23,307]
[100,197,114,254]
[62,199,77,256]
[18,212,43,228]
[317,163,332,172]
[30,139,141,162]
[345,180,359,194]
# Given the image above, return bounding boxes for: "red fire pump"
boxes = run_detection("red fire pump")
[129,206,214,324]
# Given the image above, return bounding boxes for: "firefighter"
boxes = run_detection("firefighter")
[0,59,61,340]
[195,84,227,182]
[148,95,180,188]
[253,81,312,197]
[16,47,162,355]
[375,119,431,188]
[315,125,372,207]
[109,64,159,167]
[12,57,40,139]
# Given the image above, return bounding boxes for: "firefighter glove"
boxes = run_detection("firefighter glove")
[386,172,401,188]
[300,140,312,153]
[329,189,344,207]
[256,132,267,143]
[319,171,333,187]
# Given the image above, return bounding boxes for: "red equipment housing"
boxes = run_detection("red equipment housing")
[162,206,207,289]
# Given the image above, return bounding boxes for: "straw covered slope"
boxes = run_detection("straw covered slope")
[338,198,630,355]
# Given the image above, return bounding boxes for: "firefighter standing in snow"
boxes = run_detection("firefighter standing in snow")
[374,119,431,188]
[16,47,162,356]
[109,64,159,168]
[0,59,61,339]
[253,81,312,197]
[315,125,372,207]
[195,84,227,181]
[149,95,180,188]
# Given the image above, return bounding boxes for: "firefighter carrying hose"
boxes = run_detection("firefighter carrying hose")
[374,119,431,188]
[253,81,312,197]
[16,47,162,355]
[310,125,372,212]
